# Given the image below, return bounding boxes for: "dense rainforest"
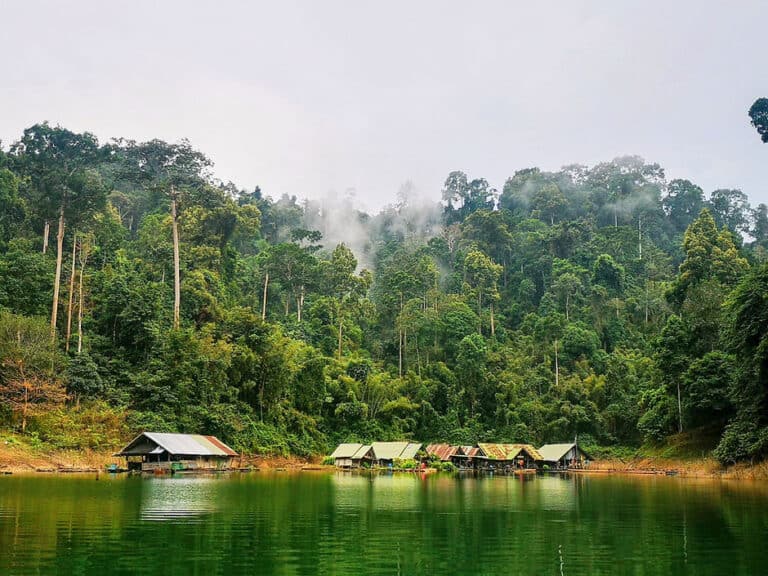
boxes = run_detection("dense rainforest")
[1,115,768,464]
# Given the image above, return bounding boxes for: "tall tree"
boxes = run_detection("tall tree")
[10,123,106,342]
[114,139,211,329]
[748,98,768,143]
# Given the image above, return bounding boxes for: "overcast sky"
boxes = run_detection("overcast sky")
[2,1,766,211]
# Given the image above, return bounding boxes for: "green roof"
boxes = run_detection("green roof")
[352,445,373,459]
[538,443,586,462]
[371,441,422,460]
[477,443,543,461]
[331,443,363,458]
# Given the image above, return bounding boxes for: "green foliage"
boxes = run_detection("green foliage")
[748,98,768,143]
[1,122,765,465]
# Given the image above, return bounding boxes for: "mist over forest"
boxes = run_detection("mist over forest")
[1,113,768,464]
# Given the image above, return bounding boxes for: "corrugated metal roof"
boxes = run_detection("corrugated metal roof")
[538,443,578,462]
[426,444,459,461]
[455,446,480,458]
[352,445,373,459]
[205,435,239,456]
[331,443,363,458]
[371,442,409,460]
[400,443,423,460]
[477,443,542,461]
[510,444,543,461]
[118,432,237,457]
[477,443,511,460]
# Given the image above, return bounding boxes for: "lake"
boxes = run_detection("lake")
[1,471,767,575]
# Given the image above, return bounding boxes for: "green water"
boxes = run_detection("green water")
[1,472,767,575]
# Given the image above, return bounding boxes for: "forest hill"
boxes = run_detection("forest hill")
[1,121,768,467]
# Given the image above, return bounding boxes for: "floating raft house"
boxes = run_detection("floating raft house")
[116,432,238,472]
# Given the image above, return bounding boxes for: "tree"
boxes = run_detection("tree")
[748,98,768,143]
[714,263,768,463]
[592,254,625,295]
[11,123,106,341]
[751,204,768,249]
[670,208,748,306]
[0,168,24,244]
[268,242,317,322]
[319,244,371,358]
[0,312,66,432]
[463,250,502,335]
[663,179,704,234]
[115,139,211,328]
[531,183,567,225]
[708,188,750,237]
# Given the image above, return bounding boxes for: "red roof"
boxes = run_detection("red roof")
[204,435,238,456]
[426,444,459,461]
[456,446,480,458]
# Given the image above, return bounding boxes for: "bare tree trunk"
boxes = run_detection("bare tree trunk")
[171,188,181,330]
[403,328,407,375]
[554,339,559,387]
[676,381,683,433]
[65,235,77,352]
[77,239,89,354]
[490,302,495,337]
[478,292,483,335]
[51,206,65,343]
[398,292,403,378]
[415,334,421,378]
[261,272,269,320]
[297,287,304,323]
[284,293,290,317]
[43,220,50,254]
[22,381,29,434]
[337,303,343,359]
[645,282,649,324]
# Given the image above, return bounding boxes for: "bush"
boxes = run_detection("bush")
[30,401,129,450]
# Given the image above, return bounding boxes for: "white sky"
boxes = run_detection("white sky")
[1,0,766,212]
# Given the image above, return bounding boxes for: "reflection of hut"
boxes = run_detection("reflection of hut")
[330,443,364,468]
[538,443,590,469]
[370,442,422,467]
[116,432,237,472]
[475,443,542,471]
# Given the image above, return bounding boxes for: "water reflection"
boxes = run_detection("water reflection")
[139,477,217,522]
[1,472,767,575]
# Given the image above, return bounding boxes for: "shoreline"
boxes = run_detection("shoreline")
[3,442,767,480]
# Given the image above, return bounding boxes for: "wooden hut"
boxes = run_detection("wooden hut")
[475,443,542,471]
[451,445,480,469]
[330,443,364,468]
[425,444,459,462]
[538,443,590,469]
[116,432,237,472]
[507,444,543,469]
[370,442,422,467]
[351,444,374,467]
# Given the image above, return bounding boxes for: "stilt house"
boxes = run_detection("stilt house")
[116,432,237,472]
[538,443,590,469]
